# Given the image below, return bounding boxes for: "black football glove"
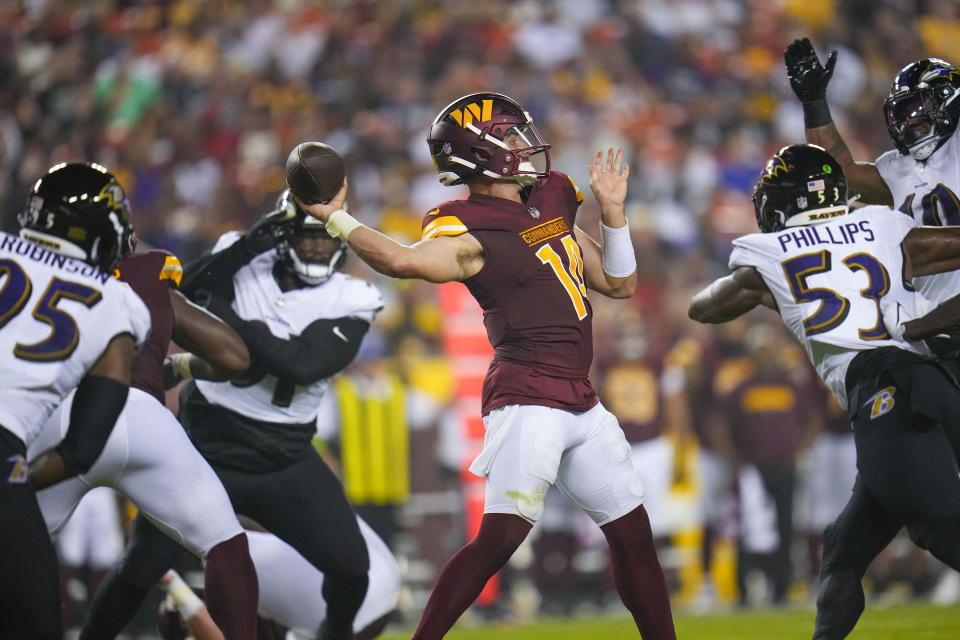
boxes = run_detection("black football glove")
[242,200,297,255]
[784,37,838,103]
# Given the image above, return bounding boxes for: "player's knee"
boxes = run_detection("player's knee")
[324,540,371,584]
[819,518,843,568]
[912,513,960,570]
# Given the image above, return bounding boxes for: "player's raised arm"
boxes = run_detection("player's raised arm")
[294,181,486,283]
[688,266,776,324]
[784,37,893,206]
[575,148,637,299]
[901,226,960,278]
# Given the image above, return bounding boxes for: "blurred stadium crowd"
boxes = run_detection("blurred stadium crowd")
[4,0,960,636]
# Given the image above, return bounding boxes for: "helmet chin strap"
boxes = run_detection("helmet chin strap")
[285,246,342,285]
[909,133,942,161]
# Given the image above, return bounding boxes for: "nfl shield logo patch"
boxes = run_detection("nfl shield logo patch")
[796,196,808,209]
[528,206,541,219]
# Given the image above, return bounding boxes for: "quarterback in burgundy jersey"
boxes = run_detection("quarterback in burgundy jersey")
[298,92,677,640]
[420,171,597,414]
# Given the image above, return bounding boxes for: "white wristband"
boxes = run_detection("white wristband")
[163,571,204,620]
[600,221,637,278]
[170,353,194,381]
[325,209,363,240]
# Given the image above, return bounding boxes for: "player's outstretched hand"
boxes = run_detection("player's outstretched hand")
[243,198,298,255]
[294,177,348,224]
[588,147,629,220]
[784,37,837,103]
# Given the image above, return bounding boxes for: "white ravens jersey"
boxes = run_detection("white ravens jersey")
[729,206,924,408]
[196,232,383,424]
[0,232,150,447]
[876,129,960,307]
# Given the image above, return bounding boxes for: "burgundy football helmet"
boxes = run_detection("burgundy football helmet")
[427,92,550,187]
[884,58,960,161]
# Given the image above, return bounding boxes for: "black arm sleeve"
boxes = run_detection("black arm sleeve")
[56,375,129,475]
[232,316,370,385]
[179,240,257,303]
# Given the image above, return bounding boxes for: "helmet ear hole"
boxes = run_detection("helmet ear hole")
[471,147,491,162]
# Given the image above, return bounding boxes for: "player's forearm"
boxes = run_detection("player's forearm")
[903,227,960,277]
[688,275,768,323]
[806,124,893,206]
[161,571,225,640]
[172,290,251,377]
[236,317,367,384]
[346,226,421,278]
[903,294,960,341]
[806,122,854,167]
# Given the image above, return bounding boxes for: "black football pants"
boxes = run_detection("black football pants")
[813,350,960,639]
[0,427,61,639]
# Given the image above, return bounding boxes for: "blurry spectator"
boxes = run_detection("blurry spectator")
[796,384,856,588]
[713,324,820,606]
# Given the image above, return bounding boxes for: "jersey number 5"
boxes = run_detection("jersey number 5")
[536,234,588,320]
[782,250,890,339]
[0,258,102,361]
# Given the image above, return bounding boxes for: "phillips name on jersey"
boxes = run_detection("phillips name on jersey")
[728,206,925,408]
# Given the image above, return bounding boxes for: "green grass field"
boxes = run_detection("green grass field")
[380,603,960,639]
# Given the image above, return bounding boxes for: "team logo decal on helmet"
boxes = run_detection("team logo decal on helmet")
[427,92,551,187]
[19,162,135,272]
[448,99,494,128]
[752,144,848,233]
[762,155,790,179]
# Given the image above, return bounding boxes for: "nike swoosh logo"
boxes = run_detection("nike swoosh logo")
[332,326,348,342]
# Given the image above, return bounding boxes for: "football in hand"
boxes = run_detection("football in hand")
[284,142,345,205]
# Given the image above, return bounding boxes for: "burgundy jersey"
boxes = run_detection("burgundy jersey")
[115,251,182,403]
[718,370,814,466]
[600,360,662,443]
[421,171,598,415]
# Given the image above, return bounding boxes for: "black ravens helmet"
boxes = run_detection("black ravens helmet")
[19,162,135,272]
[753,144,847,233]
[275,188,346,285]
[884,58,960,161]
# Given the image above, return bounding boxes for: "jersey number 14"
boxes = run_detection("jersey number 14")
[535,234,588,320]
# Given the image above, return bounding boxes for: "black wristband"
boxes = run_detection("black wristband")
[57,375,129,475]
[803,98,833,129]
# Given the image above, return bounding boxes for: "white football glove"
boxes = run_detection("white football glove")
[879,298,912,342]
